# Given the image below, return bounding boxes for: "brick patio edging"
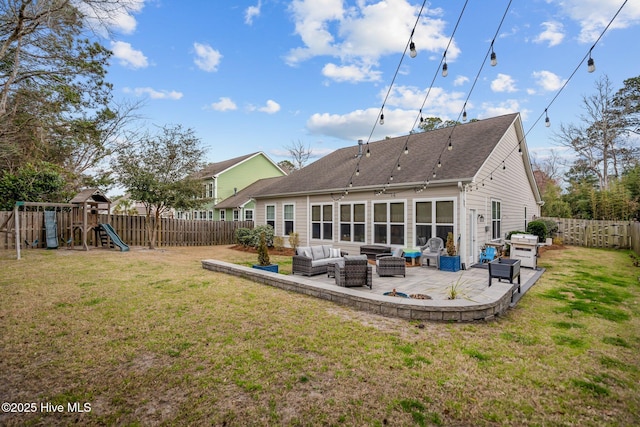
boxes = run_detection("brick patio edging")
[201,259,530,322]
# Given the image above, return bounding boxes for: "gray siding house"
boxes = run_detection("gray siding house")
[252,113,542,268]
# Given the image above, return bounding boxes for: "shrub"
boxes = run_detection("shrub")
[526,220,548,243]
[539,218,558,237]
[252,225,274,247]
[235,228,253,247]
[273,236,284,252]
[288,232,300,252]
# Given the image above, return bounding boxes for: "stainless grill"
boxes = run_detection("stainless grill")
[510,234,538,268]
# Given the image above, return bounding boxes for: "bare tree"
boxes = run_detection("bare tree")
[285,139,312,170]
[554,76,626,190]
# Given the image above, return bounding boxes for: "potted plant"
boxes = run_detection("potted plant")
[252,232,279,273]
[439,232,461,272]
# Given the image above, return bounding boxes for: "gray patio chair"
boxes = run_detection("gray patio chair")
[420,237,445,268]
[375,247,406,277]
[335,255,372,289]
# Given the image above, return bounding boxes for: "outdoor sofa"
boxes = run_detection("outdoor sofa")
[292,245,348,276]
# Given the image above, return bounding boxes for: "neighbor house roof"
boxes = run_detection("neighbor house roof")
[256,113,521,198]
[215,176,287,209]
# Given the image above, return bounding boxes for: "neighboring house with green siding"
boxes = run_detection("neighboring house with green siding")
[177,152,286,221]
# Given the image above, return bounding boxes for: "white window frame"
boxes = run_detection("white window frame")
[219,210,225,221]
[244,209,254,221]
[372,200,406,246]
[311,203,333,241]
[283,203,295,236]
[415,198,456,245]
[266,204,276,234]
[339,202,366,243]
[233,210,239,221]
[491,199,502,240]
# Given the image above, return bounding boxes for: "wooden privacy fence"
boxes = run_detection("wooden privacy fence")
[0,210,253,249]
[541,217,636,250]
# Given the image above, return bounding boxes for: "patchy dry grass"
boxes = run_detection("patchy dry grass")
[0,245,639,426]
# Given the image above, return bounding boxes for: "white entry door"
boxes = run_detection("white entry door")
[469,209,477,266]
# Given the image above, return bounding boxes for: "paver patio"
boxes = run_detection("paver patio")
[202,259,544,321]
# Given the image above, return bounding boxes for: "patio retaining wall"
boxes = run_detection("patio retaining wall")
[201,260,517,322]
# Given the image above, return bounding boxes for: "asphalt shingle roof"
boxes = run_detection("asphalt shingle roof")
[215,176,286,209]
[256,113,519,197]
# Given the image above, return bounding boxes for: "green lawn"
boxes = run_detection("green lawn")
[0,245,638,426]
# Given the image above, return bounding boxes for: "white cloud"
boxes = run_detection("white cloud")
[193,42,222,72]
[551,0,640,43]
[453,75,469,86]
[384,85,468,118]
[245,1,262,25]
[322,63,382,83]
[533,21,565,47]
[532,70,566,91]
[123,87,183,100]
[285,0,459,83]
[209,97,237,111]
[307,107,414,141]
[248,100,281,114]
[478,100,529,121]
[491,73,517,93]
[76,0,145,35]
[110,41,148,69]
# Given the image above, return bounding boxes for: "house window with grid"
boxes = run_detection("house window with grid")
[219,210,225,221]
[373,202,405,245]
[492,200,501,240]
[233,210,239,221]
[339,203,365,242]
[283,204,294,236]
[266,205,276,233]
[415,200,454,245]
[208,211,213,220]
[208,182,214,198]
[311,204,333,240]
[244,209,254,221]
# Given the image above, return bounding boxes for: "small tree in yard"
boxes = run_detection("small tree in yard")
[257,232,270,266]
[112,125,208,249]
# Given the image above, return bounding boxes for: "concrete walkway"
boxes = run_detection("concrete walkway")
[201,260,544,322]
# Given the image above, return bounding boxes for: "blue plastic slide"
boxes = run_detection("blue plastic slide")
[44,210,59,249]
[99,223,130,252]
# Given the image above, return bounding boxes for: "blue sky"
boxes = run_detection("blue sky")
[99,0,640,166]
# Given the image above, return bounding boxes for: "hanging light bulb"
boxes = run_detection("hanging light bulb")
[356,166,360,176]
[349,181,353,187]
[587,50,596,73]
[462,108,467,122]
[437,159,441,168]
[397,162,401,170]
[518,144,523,155]
[379,112,385,125]
[409,41,417,58]
[389,175,394,181]
[404,144,408,155]
[545,109,550,127]
[502,161,506,170]
[490,46,497,67]
[447,136,452,151]
[442,51,448,77]
[366,144,371,157]
[432,170,437,178]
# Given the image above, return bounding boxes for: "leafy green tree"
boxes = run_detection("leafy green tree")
[541,182,571,218]
[0,162,68,210]
[111,125,208,249]
[0,0,142,192]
